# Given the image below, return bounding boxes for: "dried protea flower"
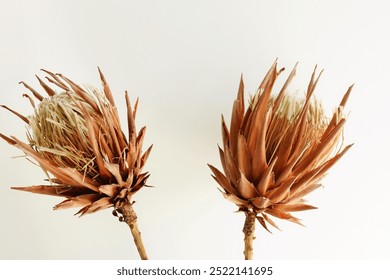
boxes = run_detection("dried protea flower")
[208,62,353,259]
[0,69,152,259]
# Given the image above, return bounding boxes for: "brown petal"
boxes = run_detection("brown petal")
[289,183,322,202]
[132,97,139,119]
[81,106,111,179]
[251,108,272,177]
[11,185,83,197]
[229,99,243,156]
[246,62,278,151]
[256,216,272,233]
[136,127,147,160]
[208,164,239,196]
[262,213,281,231]
[237,172,258,199]
[88,197,113,213]
[19,81,44,101]
[99,184,120,197]
[267,176,296,203]
[99,103,123,156]
[221,191,249,208]
[221,115,230,149]
[98,67,115,106]
[77,197,112,216]
[0,105,29,124]
[124,169,134,188]
[275,142,309,186]
[35,75,56,96]
[251,196,271,209]
[257,59,278,91]
[57,167,100,191]
[132,172,150,193]
[0,133,17,145]
[98,130,114,162]
[266,208,304,226]
[104,162,123,186]
[22,94,36,108]
[218,146,228,176]
[306,66,323,98]
[223,144,240,185]
[237,134,252,179]
[273,203,317,212]
[126,147,137,173]
[273,63,298,110]
[237,74,245,114]
[140,144,153,169]
[256,157,277,195]
[229,76,246,157]
[339,84,353,108]
[125,90,137,148]
[54,194,102,210]
[41,69,69,91]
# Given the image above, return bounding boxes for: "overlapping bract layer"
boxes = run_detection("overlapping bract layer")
[0,69,152,216]
[208,62,352,232]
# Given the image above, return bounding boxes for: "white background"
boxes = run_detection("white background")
[0,0,389,260]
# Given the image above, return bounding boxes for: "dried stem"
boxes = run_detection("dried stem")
[119,203,148,260]
[243,211,256,260]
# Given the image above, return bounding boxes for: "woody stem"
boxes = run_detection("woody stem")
[120,202,148,260]
[243,211,256,260]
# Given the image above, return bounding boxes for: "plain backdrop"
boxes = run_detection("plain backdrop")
[0,0,389,260]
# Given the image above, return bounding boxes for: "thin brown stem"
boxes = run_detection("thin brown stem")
[243,211,256,260]
[119,202,148,260]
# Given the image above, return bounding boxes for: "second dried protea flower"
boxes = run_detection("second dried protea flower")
[208,61,353,259]
[0,69,152,259]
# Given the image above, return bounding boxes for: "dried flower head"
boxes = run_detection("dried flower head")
[208,62,353,235]
[1,69,152,216]
[1,69,152,259]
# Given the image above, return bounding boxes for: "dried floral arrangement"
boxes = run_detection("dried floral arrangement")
[208,61,353,259]
[0,69,152,260]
